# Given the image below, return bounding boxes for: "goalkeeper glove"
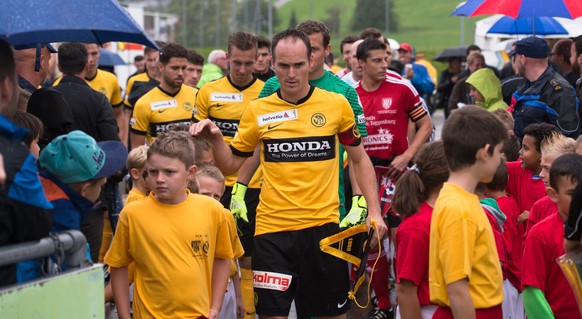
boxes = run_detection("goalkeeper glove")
[230,182,249,222]
[339,195,368,230]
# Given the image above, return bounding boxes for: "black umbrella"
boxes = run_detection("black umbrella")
[434,46,468,62]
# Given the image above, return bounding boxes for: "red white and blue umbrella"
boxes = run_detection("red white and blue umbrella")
[452,0,582,19]
[488,16,569,36]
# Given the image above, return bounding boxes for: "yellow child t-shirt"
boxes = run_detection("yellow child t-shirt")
[105,192,233,318]
[429,182,504,308]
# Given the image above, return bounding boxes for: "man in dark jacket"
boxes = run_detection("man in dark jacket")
[512,36,580,141]
[53,42,119,142]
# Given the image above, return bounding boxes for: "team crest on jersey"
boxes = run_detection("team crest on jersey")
[183,102,193,111]
[311,113,326,127]
[257,109,298,126]
[210,93,243,102]
[98,87,107,95]
[382,98,392,110]
[191,240,210,258]
[129,117,136,126]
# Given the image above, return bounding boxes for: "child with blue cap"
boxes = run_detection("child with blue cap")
[38,130,127,234]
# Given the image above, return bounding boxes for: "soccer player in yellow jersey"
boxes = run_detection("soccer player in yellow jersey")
[191,29,387,319]
[194,31,264,319]
[130,42,197,148]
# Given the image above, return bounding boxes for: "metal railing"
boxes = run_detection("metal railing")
[0,230,90,273]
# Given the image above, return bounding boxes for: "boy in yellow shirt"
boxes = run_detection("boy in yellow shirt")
[429,105,508,319]
[197,164,245,319]
[105,131,233,319]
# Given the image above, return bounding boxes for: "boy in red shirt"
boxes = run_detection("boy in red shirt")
[526,132,576,233]
[522,153,582,319]
[484,158,523,319]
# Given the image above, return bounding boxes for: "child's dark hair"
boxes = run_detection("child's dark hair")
[442,105,508,171]
[523,123,559,152]
[148,130,196,168]
[392,141,449,218]
[549,153,582,191]
[503,135,521,162]
[486,157,508,192]
[12,110,43,148]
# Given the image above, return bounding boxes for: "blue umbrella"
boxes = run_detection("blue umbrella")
[0,0,159,49]
[99,49,126,67]
[488,16,569,35]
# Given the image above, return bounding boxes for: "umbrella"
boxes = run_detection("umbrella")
[452,0,582,19]
[488,16,569,35]
[434,46,468,62]
[0,0,159,49]
[99,49,126,67]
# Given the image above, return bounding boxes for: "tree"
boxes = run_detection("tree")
[351,0,399,35]
[168,0,234,49]
[235,0,280,35]
[323,7,341,35]
[289,9,298,29]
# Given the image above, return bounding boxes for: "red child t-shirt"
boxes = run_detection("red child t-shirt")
[495,195,521,290]
[522,213,582,319]
[505,161,547,214]
[526,195,558,235]
[395,201,432,307]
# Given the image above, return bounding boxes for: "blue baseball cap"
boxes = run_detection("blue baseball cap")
[39,131,128,184]
[512,36,549,59]
[13,43,57,53]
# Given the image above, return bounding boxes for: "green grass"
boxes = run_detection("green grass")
[274,0,480,70]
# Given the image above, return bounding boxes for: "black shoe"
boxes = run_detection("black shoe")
[366,308,393,319]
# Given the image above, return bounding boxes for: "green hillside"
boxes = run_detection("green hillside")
[275,0,479,63]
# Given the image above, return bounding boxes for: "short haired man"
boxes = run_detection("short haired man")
[447,52,485,115]
[341,39,364,87]
[256,20,369,222]
[14,43,55,93]
[130,42,197,148]
[550,39,578,86]
[184,49,204,88]
[512,36,580,140]
[571,36,582,119]
[0,38,52,286]
[360,27,384,42]
[132,54,145,76]
[253,35,275,82]
[198,49,228,88]
[336,35,359,78]
[194,32,264,318]
[191,28,387,319]
[124,41,165,110]
[355,39,433,318]
[54,43,125,143]
[54,42,119,142]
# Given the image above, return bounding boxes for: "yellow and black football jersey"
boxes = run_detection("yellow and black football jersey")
[53,69,123,107]
[194,75,264,187]
[124,72,151,109]
[230,86,361,236]
[130,85,198,145]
